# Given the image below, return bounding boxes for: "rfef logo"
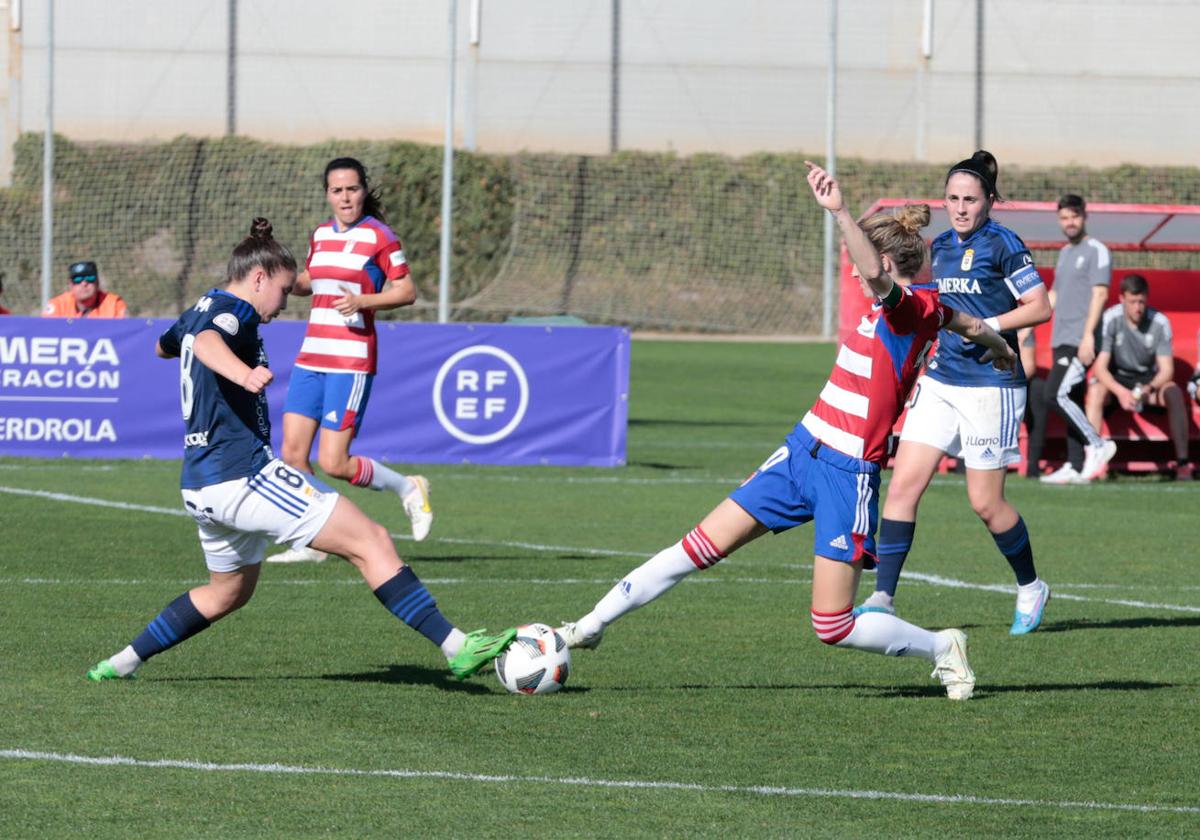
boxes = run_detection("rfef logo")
[433,345,530,444]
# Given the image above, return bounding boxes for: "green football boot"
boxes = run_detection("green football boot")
[86,660,136,682]
[447,628,517,680]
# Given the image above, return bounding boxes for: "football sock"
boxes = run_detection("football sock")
[859,590,894,612]
[373,566,454,647]
[107,645,143,677]
[1016,578,1046,613]
[589,527,725,627]
[814,607,941,660]
[440,628,467,659]
[991,516,1037,586]
[873,518,915,597]
[351,456,416,497]
[129,592,211,661]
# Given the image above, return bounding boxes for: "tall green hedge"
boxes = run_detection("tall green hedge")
[1,134,1197,328]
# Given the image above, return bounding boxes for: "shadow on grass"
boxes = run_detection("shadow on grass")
[600,679,1180,699]
[1037,616,1200,633]
[156,664,508,693]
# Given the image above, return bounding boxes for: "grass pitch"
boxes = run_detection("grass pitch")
[1,339,1198,838]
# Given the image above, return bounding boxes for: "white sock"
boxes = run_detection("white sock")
[1016,578,1045,613]
[355,457,416,497]
[109,645,143,677]
[589,539,702,629]
[837,611,943,661]
[441,628,466,659]
[861,591,894,611]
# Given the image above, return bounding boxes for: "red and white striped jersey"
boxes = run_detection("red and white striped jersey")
[801,285,951,463]
[295,216,409,374]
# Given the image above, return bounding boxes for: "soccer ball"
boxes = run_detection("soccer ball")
[494,622,571,695]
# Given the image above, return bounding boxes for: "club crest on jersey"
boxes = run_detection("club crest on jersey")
[213,313,239,335]
[960,249,975,271]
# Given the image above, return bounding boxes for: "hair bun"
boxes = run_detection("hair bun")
[249,217,274,240]
[894,203,931,234]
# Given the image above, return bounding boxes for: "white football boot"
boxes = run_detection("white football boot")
[1080,439,1117,481]
[1039,462,1087,485]
[557,620,604,650]
[267,545,329,564]
[931,629,975,700]
[402,476,434,542]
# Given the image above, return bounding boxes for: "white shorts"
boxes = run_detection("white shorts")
[180,459,339,573]
[899,375,1025,471]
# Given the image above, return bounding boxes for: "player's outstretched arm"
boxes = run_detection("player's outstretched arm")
[191,329,274,394]
[946,311,1016,371]
[804,161,892,298]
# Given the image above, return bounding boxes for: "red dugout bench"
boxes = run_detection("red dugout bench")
[839,200,1200,475]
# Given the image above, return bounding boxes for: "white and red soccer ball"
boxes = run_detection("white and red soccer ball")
[494,622,571,695]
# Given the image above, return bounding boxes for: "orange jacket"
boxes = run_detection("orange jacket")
[42,289,128,319]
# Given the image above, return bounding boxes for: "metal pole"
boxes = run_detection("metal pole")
[39,0,53,309]
[610,0,619,153]
[820,0,837,339]
[974,0,983,149]
[226,0,236,136]
[464,0,480,151]
[915,0,933,161]
[437,0,457,323]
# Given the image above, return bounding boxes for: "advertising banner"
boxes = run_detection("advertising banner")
[0,317,629,467]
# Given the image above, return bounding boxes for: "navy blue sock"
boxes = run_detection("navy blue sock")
[992,516,1037,586]
[373,567,454,647]
[873,518,916,597]
[130,592,211,661]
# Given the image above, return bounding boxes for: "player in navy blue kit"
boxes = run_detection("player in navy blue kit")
[858,151,1055,635]
[86,218,514,682]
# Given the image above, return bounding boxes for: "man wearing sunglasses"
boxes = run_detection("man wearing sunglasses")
[42,261,127,319]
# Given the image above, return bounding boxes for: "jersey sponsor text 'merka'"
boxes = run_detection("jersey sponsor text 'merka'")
[801,285,951,463]
[927,218,1044,387]
[159,289,272,489]
[296,216,409,375]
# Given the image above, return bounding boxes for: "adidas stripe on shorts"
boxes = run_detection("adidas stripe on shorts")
[181,459,339,572]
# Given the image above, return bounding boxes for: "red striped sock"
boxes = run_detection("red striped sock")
[681,526,726,570]
[350,456,374,488]
[811,606,855,645]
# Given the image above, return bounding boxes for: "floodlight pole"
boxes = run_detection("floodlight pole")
[39,0,53,309]
[974,0,984,148]
[226,0,237,136]
[437,0,458,323]
[610,0,620,153]
[820,0,837,339]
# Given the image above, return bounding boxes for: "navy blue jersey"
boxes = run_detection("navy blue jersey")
[925,218,1044,387]
[159,289,273,489]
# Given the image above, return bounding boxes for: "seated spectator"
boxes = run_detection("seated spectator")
[1085,274,1193,480]
[0,272,10,315]
[42,261,127,319]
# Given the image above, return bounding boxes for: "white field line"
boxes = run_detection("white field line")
[1,484,1197,612]
[1,749,1196,816]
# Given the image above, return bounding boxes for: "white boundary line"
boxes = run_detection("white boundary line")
[2,749,1196,815]
[0,484,1197,611]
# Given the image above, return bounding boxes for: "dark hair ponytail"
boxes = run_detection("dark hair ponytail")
[226,217,298,283]
[324,156,387,224]
[946,150,1002,201]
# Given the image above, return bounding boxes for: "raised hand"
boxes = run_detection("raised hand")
[804,160,844,213]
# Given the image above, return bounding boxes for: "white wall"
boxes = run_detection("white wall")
[2,0,1197,168]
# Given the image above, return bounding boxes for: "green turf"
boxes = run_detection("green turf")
[1,339,1197,838]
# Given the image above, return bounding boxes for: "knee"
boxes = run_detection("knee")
[811,607,854,646]
[317,450,355,480]
[208,587,253,619]
[280,439,309,469]
[968,494,1007,526]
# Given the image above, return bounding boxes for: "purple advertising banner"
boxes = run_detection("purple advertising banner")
[0,317,629,466]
